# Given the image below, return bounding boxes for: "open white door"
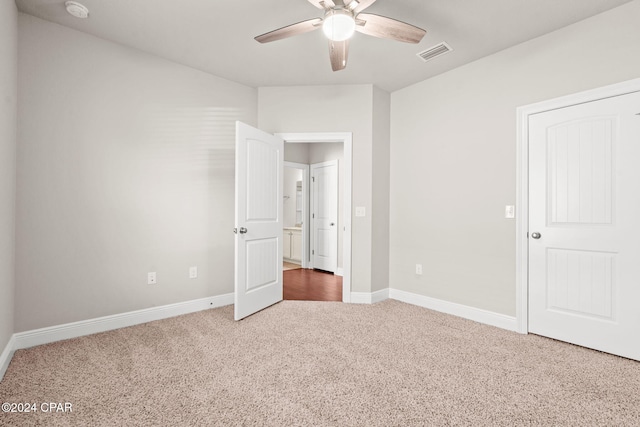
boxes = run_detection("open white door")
[528,91,640,360]
[311,160,338,272]
[234,122,284,320]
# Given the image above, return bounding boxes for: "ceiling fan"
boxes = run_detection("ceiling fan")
[255,0,426,71]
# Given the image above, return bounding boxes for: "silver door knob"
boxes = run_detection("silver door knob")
[239,227,248,234]
[330,223,335,226]
[531,232,541,239]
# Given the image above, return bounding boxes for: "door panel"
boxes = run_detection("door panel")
[311,160,338,272]
[234,122,283,320]
[528,91,640,360]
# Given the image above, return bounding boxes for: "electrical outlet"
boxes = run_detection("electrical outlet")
[416,264,423,275]
[189,266,198,279]
[147,272,157,285]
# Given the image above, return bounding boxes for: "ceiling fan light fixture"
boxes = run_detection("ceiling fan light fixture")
[322,9,355,42]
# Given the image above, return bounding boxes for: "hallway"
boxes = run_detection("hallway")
[283,268,342,301]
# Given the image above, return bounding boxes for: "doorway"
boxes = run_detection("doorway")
[278,132,352,302]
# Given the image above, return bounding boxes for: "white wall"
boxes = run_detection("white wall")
[15,14,257,332]
[259,85,376,292]
[390,0,640,316]
[0,0,17,353]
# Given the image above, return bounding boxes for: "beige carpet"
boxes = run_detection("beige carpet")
[1,300,639,426]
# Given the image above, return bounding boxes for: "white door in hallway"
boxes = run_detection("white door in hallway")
[311,160,338,273]
[234,122,283,320]
[528,90,640,361]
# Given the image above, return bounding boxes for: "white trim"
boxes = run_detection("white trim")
[277,132,353,303]
[0,334,16,382]
[350,289,389,304]
[335,268,344,277]
[13,294,234,351]
[371,288,389,303]
[284,161,310,269]
[515,78,640,335]
[350,292,371,304]
[389,289,517,331]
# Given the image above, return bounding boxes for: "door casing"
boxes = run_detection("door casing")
[516,78,640,334]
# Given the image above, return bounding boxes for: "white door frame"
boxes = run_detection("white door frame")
[277,132,353,303]
[516,78,640,334]
[283,161,310,268]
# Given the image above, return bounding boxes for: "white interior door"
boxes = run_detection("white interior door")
[311,160,338,272]
[528,91,640,360]
[234,122,283,321]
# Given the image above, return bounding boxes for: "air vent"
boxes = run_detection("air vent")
[417,42,453,63]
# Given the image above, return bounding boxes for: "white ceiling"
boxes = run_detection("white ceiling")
[16,0,633,92]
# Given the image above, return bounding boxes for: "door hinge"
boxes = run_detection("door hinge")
[312,250,315,255]
[312,213,315,219]
[526,232,529,238]
[312,176,315,182]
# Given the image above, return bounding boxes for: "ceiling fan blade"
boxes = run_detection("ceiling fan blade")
[346,0,377,14]
[329,39,349,71]
[255,18,323,43]
[308,0,335,9]
[355,13,426,44]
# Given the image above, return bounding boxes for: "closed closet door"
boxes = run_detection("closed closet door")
[311,160,338,273]
[528,91,640,361]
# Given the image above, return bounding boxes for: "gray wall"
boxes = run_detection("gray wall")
[371,87,390,293]
[284,143,309,165]
[0,0,17,352]
[259,85,377,293]
[389,1,640,316]
[15,14,257,332]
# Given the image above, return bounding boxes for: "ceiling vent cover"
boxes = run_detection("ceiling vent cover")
[417,42,453,63]
[65,1,89,19]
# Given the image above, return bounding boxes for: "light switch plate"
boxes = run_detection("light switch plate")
[355,207,366,217]
[189,266,198,279]
[505,205,515,219]
[147,272,157,285]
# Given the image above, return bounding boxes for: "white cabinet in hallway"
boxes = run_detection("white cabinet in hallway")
[283,227,302,263]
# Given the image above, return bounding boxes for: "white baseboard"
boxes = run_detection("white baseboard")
[350,288,389,304]
[388,288,517,332]
[0,334,16,382]
[13,293,234,351]
[335,268,344,277]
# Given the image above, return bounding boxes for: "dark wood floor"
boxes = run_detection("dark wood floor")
[283,268,342,301]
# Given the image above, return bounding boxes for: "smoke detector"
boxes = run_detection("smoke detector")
[65,1,89,19]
